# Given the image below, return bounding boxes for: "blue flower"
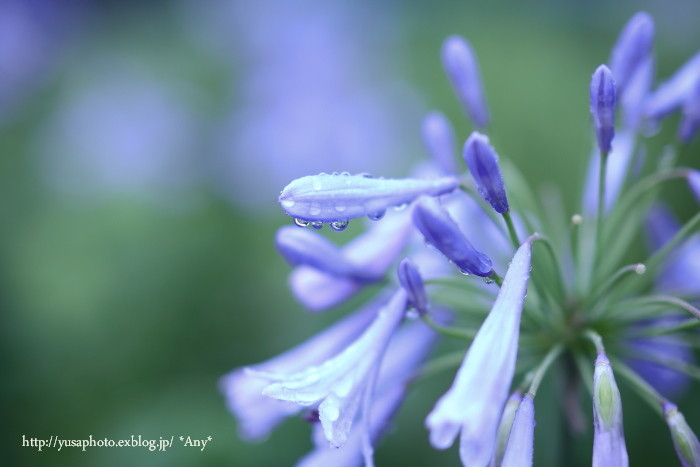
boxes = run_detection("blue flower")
[501,393,535,467]
[463,131,509,213]
[441,35,490,128]
[279,172,458,226]
[412,196,493,277]
[422,112,458,175]
[425,237,534,465]
[592,353,629,467]
[590,65,617,154]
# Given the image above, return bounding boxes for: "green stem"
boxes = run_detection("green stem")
[589,263,646,310]
[528,344,564,396]
[630,318,700,338]
[583,329,605,355]
[609,357,665,416]
[572,351,594,396]
[420,314,475,341]
[502,210,521,249]
[488,270,503,287]
[594,150,608,277]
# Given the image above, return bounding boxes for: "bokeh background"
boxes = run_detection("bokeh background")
[2,0,699,466]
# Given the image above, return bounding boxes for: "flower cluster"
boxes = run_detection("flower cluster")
[223,12,700,466]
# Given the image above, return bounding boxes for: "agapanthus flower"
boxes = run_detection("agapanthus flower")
[225,11,700,467]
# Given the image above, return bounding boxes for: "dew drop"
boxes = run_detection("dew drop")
[331,171,339,176]
[340,171,351,176]
[335,205,347,212]
[281,199,296,208]
[294,218,310,227]
[309,203,322,216]
[313,178,323,191]
[406,309,419,320]
[360,173,374,178]
[367,209,386,221]
[458,269,471,276]
[483,277,494,285]
[311,222,323,230]
[394,203,408,211]
[330,220,349,231]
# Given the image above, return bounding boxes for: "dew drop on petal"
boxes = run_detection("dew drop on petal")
[335,205,347,213]
[483,277,494,285]
[330,220,349,231]
[311,222,323,230]
[310,203,322,216]
[313,178,323,191]
[406,309,419,320]
[294,218,310,227]
[394,203,408,211]
[340,171,351,176]
[281,199,296,208]
[458,269,471,276]
[367,209,386,221]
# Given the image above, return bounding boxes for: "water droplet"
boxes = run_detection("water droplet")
[394,203,408,211]
[335,205,347,212]
[281,199,296,208]
[311,222,323,230]
[483,277,494,285]
[309,203,322,215]
[330,220,349,231]
[331,171,339,176]
[294,218,309,227]
[360,173,374,178]
[367,209,386,221]
[458,269,471,276]
[312,178,323,191]
[406,309,419,320]
[340,171,351,176]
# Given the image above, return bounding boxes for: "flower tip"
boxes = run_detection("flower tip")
[590,65,617,153]
[397,258,428,315]
[664,403,700,467]
[463,131,509,213]
[441,35,490,128]
[611,11,655,92]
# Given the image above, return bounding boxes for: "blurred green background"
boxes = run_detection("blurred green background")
[2,0,699,466]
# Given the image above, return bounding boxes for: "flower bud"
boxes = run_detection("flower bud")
[397,258,429,315]
[441,35,490,128]
[610,12,654,93]
[279,173,458,225]
[592,353,629,467]
[422,112,458,175]
[590,65,617,153]
[664,402,700,467]
[463,131,509,213]
[412,196,493,277]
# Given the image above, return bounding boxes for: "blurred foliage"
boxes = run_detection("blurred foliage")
[2,0,699,466]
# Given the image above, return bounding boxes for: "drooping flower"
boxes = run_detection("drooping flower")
[425,236,534,466]
[441,35,490,128]
[278,172,458,226]
[463,131,509,213]
[412,195,493,277]
[592,353,629,467]
[252,290,407,447]
[501,393,535,467]
[220,297,380,440]
[297,318,439,467]
[645,51,700,120]
[590,65,617,153]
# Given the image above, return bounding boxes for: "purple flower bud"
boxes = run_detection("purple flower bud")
[610,12,654,94]
[425,237,534,465]
[422,112,458,175]
[463,131,509,213]
[412,196,493,277]
[276,226,373,280]
[501,393,535,467]
[592,353,629,467]
[678,76,700,143]
[664,402,700,467]
[621,56,654,130]
[279,173,458,224]
[590,65,617,153]
[441,36,490,128]
[646,51,700,120]
[397,258,429,315]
